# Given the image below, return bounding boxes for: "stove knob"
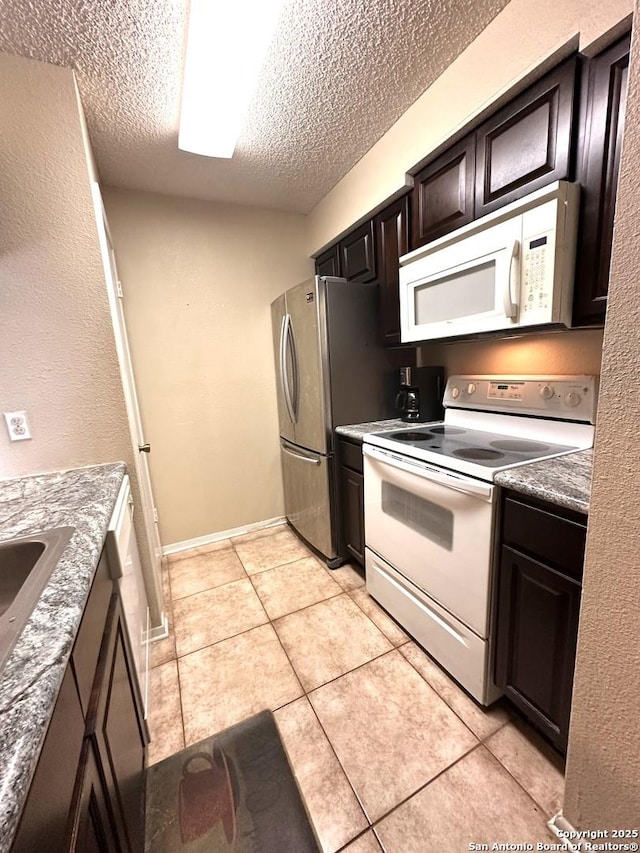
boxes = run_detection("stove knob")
[565,391,581,407]
[539,384,554,400]
[451,386,460,399]
[467,383,476,395]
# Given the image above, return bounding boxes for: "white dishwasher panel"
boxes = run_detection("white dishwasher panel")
[107,475,150,717]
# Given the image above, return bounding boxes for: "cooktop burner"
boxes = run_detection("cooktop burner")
[489,439,550,452]
[453,448,504,461]
[370,421,578,475]
[427,426,466,435]
[390,431,435,442]
[364,376,595,482]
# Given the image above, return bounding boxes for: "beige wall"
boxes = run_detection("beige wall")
[419,329,604,377]
[0,53,133,481]
[102,188,312,546]
[563,7,640,827]
[307,0,632,255]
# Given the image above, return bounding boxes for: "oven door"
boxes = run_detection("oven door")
[363,444,495,638]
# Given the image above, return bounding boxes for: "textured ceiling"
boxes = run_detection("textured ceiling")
[0,0,510,213]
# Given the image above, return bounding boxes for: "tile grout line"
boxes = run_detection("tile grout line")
[367,741,486,835]
[237,545,384,849]
[164,562,188,753]
[398,644,499,746]
[160,539,553,845]
[482,728,564,823]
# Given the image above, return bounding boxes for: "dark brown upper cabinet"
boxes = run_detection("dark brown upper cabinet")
[475,56,578,217]
[573,32,630,326]
[315,245,340,278]
[339,219,377,283]
[411,133,476,249]
[375,194,410,345]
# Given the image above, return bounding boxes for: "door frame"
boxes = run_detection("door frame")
[91,182,167,638]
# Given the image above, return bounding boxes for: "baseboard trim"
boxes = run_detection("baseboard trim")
[162,516,287,556]
[548,812,581,852]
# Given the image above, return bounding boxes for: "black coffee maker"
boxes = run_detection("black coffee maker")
[396,366,445,422]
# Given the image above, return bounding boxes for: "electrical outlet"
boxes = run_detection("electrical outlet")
[4,411,32,441]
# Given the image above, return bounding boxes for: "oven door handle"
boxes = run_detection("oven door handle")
[363,444,494,501]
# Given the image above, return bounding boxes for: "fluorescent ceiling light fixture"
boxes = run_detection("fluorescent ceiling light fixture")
[179,0,285,159]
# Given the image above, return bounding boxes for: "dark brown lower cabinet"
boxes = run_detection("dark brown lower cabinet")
[337,438,365,567]
[67,741,119,853]
[339,466,365,565]
[494,493,586,753]
[86,595,147,853]
[10,667,86,853]
[10,553,148,853]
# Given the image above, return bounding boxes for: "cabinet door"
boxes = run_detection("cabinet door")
[66,741,119,853]
[475,56,578,217]
[339,465,365,566]
[339,220,377,283]
[315,245,340,278]
[87,595,148,853]
[72,551,113,717]
[495,546,581,752]
[375,194,410,344]
[573,33,630,325]
[411,133,475,249]
[11,667,85,853]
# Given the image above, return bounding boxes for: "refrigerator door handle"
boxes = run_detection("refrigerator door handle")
[281,440,321,465]
[280,314,296,424]
[283,313,298,422]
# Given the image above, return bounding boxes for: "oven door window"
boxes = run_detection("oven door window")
[414,260,496,325]
[381,481,453,551]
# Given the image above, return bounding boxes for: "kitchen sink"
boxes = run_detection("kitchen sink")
[0,526,75,672]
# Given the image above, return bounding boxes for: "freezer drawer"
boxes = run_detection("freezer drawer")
[366,548,501,705]
[280,439,335,560]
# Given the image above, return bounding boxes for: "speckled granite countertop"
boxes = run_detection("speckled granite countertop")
[494,449,593,514]
[336,418,439,442]
[0,462,126,853]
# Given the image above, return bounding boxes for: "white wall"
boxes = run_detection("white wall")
[0,53,132,480]
[419,329,604,377]
[102,188,312,546]
[563,5,640,826]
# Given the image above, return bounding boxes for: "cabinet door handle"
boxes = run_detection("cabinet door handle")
[138,444,151,453]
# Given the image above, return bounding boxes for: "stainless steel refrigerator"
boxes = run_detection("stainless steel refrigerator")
[271,275,396,566]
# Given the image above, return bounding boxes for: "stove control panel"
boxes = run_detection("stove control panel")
[444,375,598,423]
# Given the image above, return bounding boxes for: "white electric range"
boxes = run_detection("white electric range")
[362,374,597,705]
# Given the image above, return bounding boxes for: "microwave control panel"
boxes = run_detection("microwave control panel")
[521,231,553,318]
[517,187,579,328]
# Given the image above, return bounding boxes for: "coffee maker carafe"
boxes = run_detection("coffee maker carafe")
[396,366,444,423]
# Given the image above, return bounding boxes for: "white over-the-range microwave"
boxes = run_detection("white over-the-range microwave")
[399,180,580,343]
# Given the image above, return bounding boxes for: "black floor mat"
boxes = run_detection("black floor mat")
[145,710,320,852]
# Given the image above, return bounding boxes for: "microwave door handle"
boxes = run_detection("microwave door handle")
[503,239,520,318]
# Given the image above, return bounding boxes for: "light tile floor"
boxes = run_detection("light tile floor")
[147,524,565,853]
